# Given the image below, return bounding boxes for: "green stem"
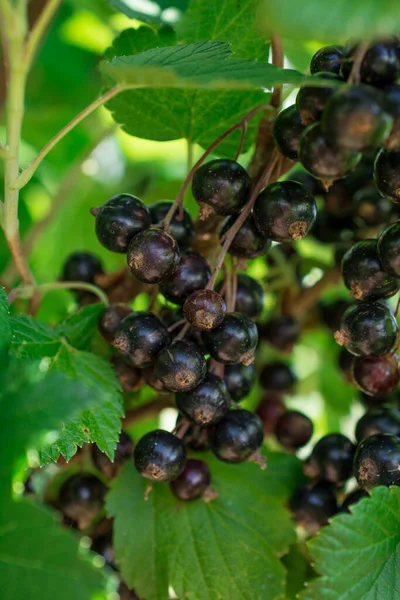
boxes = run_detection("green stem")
[8,281,109,306]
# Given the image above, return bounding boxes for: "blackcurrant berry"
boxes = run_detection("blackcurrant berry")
[154,340,206,392]
[340,488,369,513]
[383,84,400,149]
[320,299,352,333]
[322,85,393,152]
[62,251,104,286]
[310,45,343,75]
[254,181,317,242]
[208,409,264,463]
[94,194,151,253]
[335,301,398,357]
[305,433,355,484]
[274,410,313,451]
[299,123,361,180]
[176,414,209,451]
[259,315,300,353]
[202,312,258,366]
[352,354,400,397]
[260,361,297,393]
[375,148,400,202]
[256,393,286,435]
[142,365,171,394]
[99,304,132,344]
[170,459,211,501]
[223,362,255,402]
[296,72,340,125]
[112,355,142,392]
[355,406,400,442]
[176,373,230,426]
[354,433,400,489]
[289,482,338,533]
[113,312,170,369]
[159,251,211,305]
[341,40,400,86]
[341,239,399,301]
[127,228,180,284]
[219,214,271,259]
[58,474,107,526]
[91,532,115,569]
[231,273,265,319]
[352,186,392,228]
[148,201,194,247]
[377,221,400,276]
[192,159,251,216]
[134,429,187,482]
[272,105,306,160]
[359,390,395,409]
[92,430,134,479]
[183,289,226,331]
[338,347,356,385]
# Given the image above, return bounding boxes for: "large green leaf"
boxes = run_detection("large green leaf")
[55,304,105,350]
[302,487,400,599]
[107,452,303,600]
[107,0,189,23]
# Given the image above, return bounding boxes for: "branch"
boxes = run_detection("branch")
[8,280,110,306]
[282,266,341,317]
[24,0,62,71]
[270,35,284,108]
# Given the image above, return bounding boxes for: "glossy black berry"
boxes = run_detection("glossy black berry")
[112,355,142,392]
[340,489,369,513]
[254,181,317,242]
[92,431,134,478]
[375,148,400,202]
[148,201,194,247]
[113,312,170,369]
[341,240,399,301]
[58,474,106,526]
[274,410,313,451]
[289,482,338,533]
[296,72,340,126]
[338,347,356,384]
[142,365,170,394]
[310,45,343,75]
[352,354,400,397]
[352,186,392,228]
[99,304,132,344]
[134,429,187,482]
[159,251,211,305]
[208,409,264,463]
[176,373,230,426]
[354,433,400,489]
[62,251,104,285]
[223,362,255,402]
[170,459,211,501]
[305,433,355,484]
[91,532,115,569]
[259,316,300,353]
[355,406,400,442]
[320,299,352,333]
[94,194,151,253]
[183,289,226,331]
[232,274,264,319]
[272,105,306,160]
[299,123,361,180]
[322,85,393,152]
[192,159,251,216]
[335,301,398,357]
[382,84,400,149]
[154,340,206,392]
[377,221,400,276]
[341,40,400,86]
[127,228,180,284]
[202,312,258,366]
[256,393,286,435]
[219,214,271,259]
[260,361,297,392]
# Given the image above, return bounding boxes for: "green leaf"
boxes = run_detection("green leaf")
[106,0,189,23]
[260,0,400,43]
[55,304,105,350]
[10,315,60,359]
[107,452,303,600]
[0,287,11,349]
[302,487,400,600]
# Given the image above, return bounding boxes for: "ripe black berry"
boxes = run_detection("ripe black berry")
[341,240,399,300]
[92,430,134,478]
[113,312,170,369]
[134,429,187,482]
[254,181,317,242]
[99,304,132,344]
[154,340,206,392]
[62,251,104,286]
[274,410,313,451]
[91,532,115,570]
[127,228,180,284]
[223,362,255,402]
[259,315,300,353]
[305,433,355,484]
[183,289,226,331]
[310,45,343,75]
[296,72,340,125]
[298,123,361,180]
[260,361,297,393]
[192,159,250,216]
[176,373,230,425]
[335,301,398,357]
[94,194,151,253]
[208,409,264,463]
[374,148,400,202]
[256,393,286,435]
[322,85,393,152]
[232,274,264,319]
[340,488,369,513]
[202,312,258,366]
[176,414,209,451]
[355,406,400,442]
[170,459,211,501]
[352,186,392,228]
[320,299,352,333]
[142,365,170,394]
[58,473,106,526]
[272,105,306,160]
[354,433,400,489]
[159,251,211,305]
[219,214,271,259]
[148,201,194,247]
[377,221,400,276]
[289,482,338,533]
[383,84,400,149]
[338,347,356,384]
[352,354,400,397]
[112,355,142,392]
[341,40,400,86]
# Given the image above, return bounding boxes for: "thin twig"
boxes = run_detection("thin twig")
[174,322,190,341]
[228,257,238,313]
[24,0,62,71]
[347,41,369,85]
[270,35,284,108]
[234,121,248,161]
[168,318,186,333]
[8,280,109,306]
